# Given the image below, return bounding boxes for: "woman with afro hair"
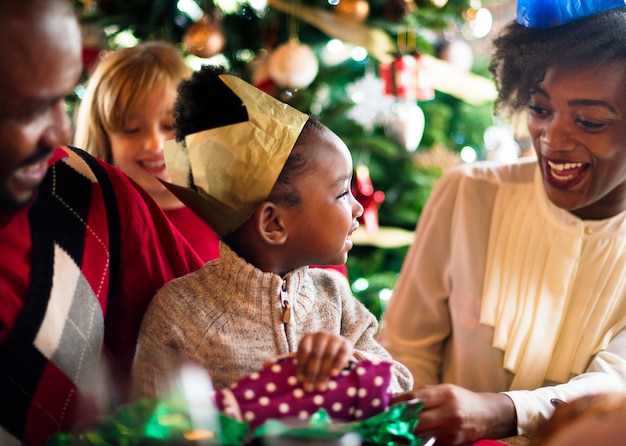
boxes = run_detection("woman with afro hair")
[381,1,626,444]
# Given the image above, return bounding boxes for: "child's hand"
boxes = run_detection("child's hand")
[295,332,353,393]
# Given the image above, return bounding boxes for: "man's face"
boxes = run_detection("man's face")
[0,5,82,212]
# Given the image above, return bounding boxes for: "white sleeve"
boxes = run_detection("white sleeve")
[505,326,626,434]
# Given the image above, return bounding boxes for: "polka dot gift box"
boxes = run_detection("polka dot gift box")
[214,358,394,430]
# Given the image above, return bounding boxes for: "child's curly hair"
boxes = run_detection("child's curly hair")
[489,6,626,117]
[173,64,247,142]
[172,64,326,210]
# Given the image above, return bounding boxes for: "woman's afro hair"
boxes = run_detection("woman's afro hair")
[489,6,626,116]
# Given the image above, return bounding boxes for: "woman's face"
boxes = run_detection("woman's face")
[528,58,626,220]
[108,83,176,201]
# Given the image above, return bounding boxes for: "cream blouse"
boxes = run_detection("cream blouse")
[481,167,626,389]
[382,159,626,434]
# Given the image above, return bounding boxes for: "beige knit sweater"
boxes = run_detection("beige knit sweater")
[132,243,413,397]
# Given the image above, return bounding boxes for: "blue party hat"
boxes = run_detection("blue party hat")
[516,0,626,28]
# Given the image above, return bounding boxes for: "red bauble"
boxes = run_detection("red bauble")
[352,165,385,234]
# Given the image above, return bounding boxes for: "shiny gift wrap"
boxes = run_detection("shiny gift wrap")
[252,402,424,445]
[46,396,248,446]
[47,359,422,445]
[47,402,423,446]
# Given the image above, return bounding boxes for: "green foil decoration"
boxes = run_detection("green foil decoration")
[47,399,422,446]
[46,397,249,446]
[253,401,423,445]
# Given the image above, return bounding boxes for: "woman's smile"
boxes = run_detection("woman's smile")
[543,158,590,189]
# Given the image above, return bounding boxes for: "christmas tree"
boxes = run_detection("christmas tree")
[75,0,510,320]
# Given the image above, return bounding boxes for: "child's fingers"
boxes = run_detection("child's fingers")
[296,334,352,392]
[295,334,320,391]
[328,343,352,376]
[300,343,335,392]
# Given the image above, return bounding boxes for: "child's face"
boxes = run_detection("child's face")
[108,83,176,201]
[282,127,364,267]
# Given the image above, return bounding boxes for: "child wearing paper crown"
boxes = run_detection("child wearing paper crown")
[131,67,413,402]
[382,0,626,444]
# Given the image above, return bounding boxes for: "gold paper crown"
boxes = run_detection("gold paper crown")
[162,74,309,237]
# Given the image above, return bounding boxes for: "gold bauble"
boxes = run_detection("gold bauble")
[334,0,370,22]
[183,15,226,59]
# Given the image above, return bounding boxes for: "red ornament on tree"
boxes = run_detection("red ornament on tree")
[250,49,276,95]
[80,22,105,73]
[379,52,434,101]
[352,165,385,234]
[379,52,430,151]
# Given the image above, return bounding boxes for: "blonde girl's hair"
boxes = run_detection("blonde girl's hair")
[73,41,190,163]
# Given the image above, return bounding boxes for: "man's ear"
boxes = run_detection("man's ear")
[255,201,288,245]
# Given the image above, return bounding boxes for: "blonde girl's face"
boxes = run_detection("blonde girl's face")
[108,83,176,200]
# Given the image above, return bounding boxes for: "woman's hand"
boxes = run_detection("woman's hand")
[391,384,517,445]
[294,332,354,393]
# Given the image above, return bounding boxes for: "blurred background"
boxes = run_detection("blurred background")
[72,0,523,320]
